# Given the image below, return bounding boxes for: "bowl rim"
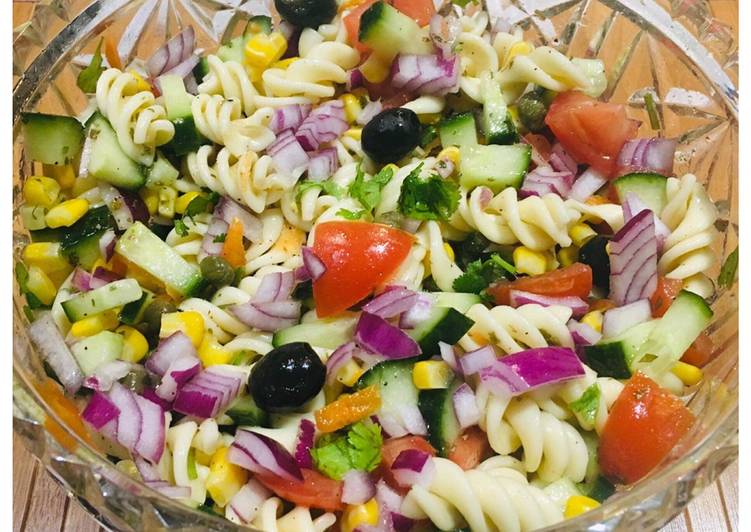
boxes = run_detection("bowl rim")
[12,0,739,530]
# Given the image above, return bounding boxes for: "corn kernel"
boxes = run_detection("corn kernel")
[558,246,579,267]
[158,186,177,219]
[23,242,70,273]
[413,360,454,390]
[199,332,233,367]
[272,57,299,69]
[45,198,89,228]
[336,359,366,387]
[175,191,202,215]
[513,246,547,276]
[117,325,149,362]
[206,447,249,507]
[344,128,362,141]
[340,94,363,123]
[244,32,287,69]
[443,242,455,262]
[20,205,48,231]
[139,187,160,215]
[502,41,534,69]
[341,499,379,532]
[43,164,76,189]
[128,70,152,93]
[437,146,461,165]
[671,361,703,386]
[570,223,597,247]
[72,175,99,196]
[195,448,213,466]
[244,64,263,83]
[581,310,603,333]
[25,265,57,306]
[70,310,121,338]
[160,311,205,348]
[23,176,60,208]
[564,495,600,519]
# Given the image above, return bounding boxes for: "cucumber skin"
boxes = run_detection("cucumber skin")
[86,114,147,190]
[167,117,208,157]
[21,112,84,166]
[59,206,116,269]
[61,278,143,322]
[613,173,668,214]
[119,289,154,325]
[439,113,478,148]
[418,380,461,457]
[459,144,532,193]
[584,342,632,379]
[226,395,270,427]
[408,307,475,358]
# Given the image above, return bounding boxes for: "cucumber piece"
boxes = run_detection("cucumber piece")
[459,144,531,192]
[86,113,147,190]
[272,314,358,349]
[119,289,154,325]
[584,320,657,379]
[356,358,420,430]
[431,292,482,313]
[59,205,116,269]
[439,112,478,148]
[217,36,246,64]
[71,330,124,375]
[612,173,668,214]
[61,278,143,322]
[418,379,461,457]
[30,227,64,242]
[358,2,433,58]
[226,394,270,427]
[21,205,48,231]
[193,57,210,84]
[244,15,273,35]
[146,152,179,187]
[482,80,518,145]
[21,112,84,166]
[161,75,193,120]
[577,429,615,502]
[170,117,209,156]
[160,75,208,156]
[572,58,607,98]
[540,478,581,511]
[116,222,204,297]
[407,306,474,357]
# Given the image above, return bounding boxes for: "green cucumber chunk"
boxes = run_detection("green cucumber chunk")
[418,379,461,457]
[430,292,482,313]
[119,289,155,325]
[612,173,668,214]
[61,278,143,322]
[407,306,474,358]
[272,314,358,349]
[59,205,116,269]
[482,80,518,145]
[356,358,420,430]
[71,330,124,375]
[21,112,84,166]
[160,75,208,156]
[146,152,179,187]
[439,112,478,148]
[459,144,531,193]
[358,1,433,57]
[584,320,657,379]
[86,113,146,190]
[226,395,270,427]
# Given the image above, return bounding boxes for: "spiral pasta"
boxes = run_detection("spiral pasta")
[496,45,591,94]
[400,457,563,532]
[198,55,258,115]
[95,68,174,165]
[249,498,336,532]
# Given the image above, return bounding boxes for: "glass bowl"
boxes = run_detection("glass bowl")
[12,0,738,530]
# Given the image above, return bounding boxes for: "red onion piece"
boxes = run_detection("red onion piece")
[172,385,221,419]
[438,341,460,373]
[231,300,301,332]
[363,287,418,319]
[201,217,229,257]
[215,197,263,241]
[254,271,296,302]
[326,342,357,385]
[609,209,658,306]
[108,382,142,451]
[429,13,460,57]
[146,481,191,499]
[83,360,132,392]
[28,312,84,393]
[147,27,195,78]
[617,138,676,176]
[82,391,120,429]
[399,293,433,329]
[508,289,589,318]
[356,100,383,126]
[452,383,480,429]
[145,331,197,376]
[156,355,201,401]
[295,101,349,151]
[397,404,427,436]
[520,165,575,198]
[391,53,460,96]
[134,393,166,463]
[355,312,421,359]
[602,299,652,338]
[270,104,312,134]
[459,345,496,375]
[567,319,602,347]
[99,229,117,262]
[267,129,310,176]
[346,69,364,91]
[78,134,93,178]
[549,142,578,174]
[72,267,94,292]
[301,246,327,281]
[135,456,162,482]
[100,184,134,230]
[377,412,408,438]
[142,387,173,410]
[306,148,339,181]
[294,419,316,469]
[342,470,376,505]
[568,167,607,202]
[93,266,123,285]
[622,192,671,251]
[391,449,435,488]
[172,366,244,419]
[229,479,271,524]
[157,54,200,85]
[231,429,304,482]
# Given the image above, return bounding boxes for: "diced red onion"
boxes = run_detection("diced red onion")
[356,100,383,126]
[520,165,575,198]
[254,271,297,303]
[439,341,461,373]
[267,129,310,176]
[549,142,578,174]
[326,342,357,385]
[156,355,201,401]
[363,286,418,319]
[157,54,200,87]
[429,13,460,57]
[306,148,339,181]
[478,347,585,397]
[602,299,652,338]
[355,312,421,359]
[231,300,301,332]
[83,360,132,392]
[508,290,589,318]
[134,393,165,463]
[108,382,142,451]
[400,217,422,234]
[215,197,263,241]
[346,69,364,92]
[397,404,428,436]
[141,387,172,410]
[567,319,602,347]
[147,27,195,78]
[294,418,315,469]
[146,481,190,499]
[172,367,243,418]
[609,209,658,306]
[270,104,312,134]
[342,470,376,505]
[134,456,162,482]
[302,246,327,281]
[229,479,271,524]
[93,266,123,285]
[172,385,221,419]
[100,184,134,230]
[617,138,676,176]
[295,101,348,151]
[145,332,197,376]
[391,53,460,96]
[459,345,496,375]
[399,293,433,329]
[78,133,93,178]
[373,480,409,531]
[99,229,117,262]
[391,449,435,488]
[28,312,84,394]
[623,192,671,251]
[452,383,480,429]
[230,429,303,482]
[201,217,229,257]
[568,167,607,202]
[377,412,408,438]
[82,391,120,429]
[72,267,94,292]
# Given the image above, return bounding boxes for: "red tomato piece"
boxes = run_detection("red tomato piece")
[447,427,492,471]
[523,133,553,166]
[342,0,379,53]
[379,436,436,490]
[487,263,593,306]
[390,0,435,26]
[312,221,413,317]
[649,275,684,317]
[598,372,695,484]
[680,332,714,368]
[255,469,344,512]
[545,92,639,177]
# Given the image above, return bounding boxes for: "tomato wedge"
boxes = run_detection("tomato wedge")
[447,427,492,470]
[391,0,435,26]
[343,0,378,53]
[598,372,695,484]
[312,221,413,317]
[487,263,593,306]
[680,332,714,368]
[545,92,639,177]
[649,276,684,317]
[379,436,436,490]
[255,469,344,512]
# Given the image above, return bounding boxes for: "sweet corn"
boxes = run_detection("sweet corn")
[340,94,363,123]
[244,32,287,69]
[272,57,299,69]
[195,448,213,466]
[570,223,597,247]
[23,242,70,273]
[344,127,362,141]
[25,265,57,306]
[175,191,202,215]
[20,205,47,230]
[581,310,603,333]
[160,310,205,348]
[128,70,152,93]
[139,187,160,215]
[564,495,600,519]
[558,246,579,267]
[117,325,149,362]
[158,186,177,219]
[336,359,366,387]
[413,360,454,390]
[70,310,120,338]
[502,41,534,69]
[443,242,455,262]
[45,198,89,228]
[437,146,461,166]
[23,176,60,208]
[199,332,233,366]
[43,164,76,189]
[671,361,703,386]
[205,447,249,507]
[72,175,99,196]
[513,246,547,276]
[341,499,379,532]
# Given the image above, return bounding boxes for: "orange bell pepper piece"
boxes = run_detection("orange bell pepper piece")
[315,385,381,433]
[222,218,246,268]
[104,36,123,70]
[38,378,97,452]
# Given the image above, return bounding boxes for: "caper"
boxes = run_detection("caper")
[200,255,236,288]
[141,297,178,337]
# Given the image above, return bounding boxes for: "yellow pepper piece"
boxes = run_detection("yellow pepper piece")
[513,246,547,276]
[45,198,89,228]
[671,361,703,386]
[341,498,379,532]
[413,361,454,390]
[443,242,455,262]
[25,265,57,306]
[43,164,76,189]
[558,246,579,267]
[117,325,149,363]
[437,146,460,165]
[206,447,249,507]
[244,32,287,69]
[340,93,363,123]
[157,186,177,219]
[272,57,299,69]
[23,242,70,273]
[581,310,603,333]
[336,359,366,387]
[175,191,202,215]
[270,224,306,256]
[23,176,60,208]
[502,41,534,69]
[128,70,152,93]
[70,310,121,338]
[570,223,597,247]
[564,495,600,519]
[344,128,362,141]
[160,311,205,348]
[139,187,160,216]
[198,332,233,367]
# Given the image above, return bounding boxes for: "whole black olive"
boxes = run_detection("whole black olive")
[579,235,611,292]
[362,108,421,163]
[274,0,336,28]
[249,342,325,412]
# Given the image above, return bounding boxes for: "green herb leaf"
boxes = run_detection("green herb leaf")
[187,448,198,480]
[337,208,367,220]
[311,421,382,480]
[15,262,45,309]
[398,167,459,221]
[452,253,516,294]
[568,384,601,427]
[174,218,189,237]
[77,39,106,93]
[718,246,738,288]
[296,179,344,201]
[644,92,661,130]
[213,233,226,243]
[185,191,220,220]
[349,165,394,212]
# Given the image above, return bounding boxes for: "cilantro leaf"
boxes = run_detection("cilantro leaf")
[212,233,226,243]
[568,384,601,426]
[185,191,220,220]
[718,246,738,288]
[174,218,189,237]
[398,167,459,221]
[452,253,516,294]
[77,39,106,93]
[337,208,367,220]
[296,179,344,201]
[15,262,45,309]
[349,165,393,212]
[311,421,383,480]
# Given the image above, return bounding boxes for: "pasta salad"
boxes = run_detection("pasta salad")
[17,0,727,530]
